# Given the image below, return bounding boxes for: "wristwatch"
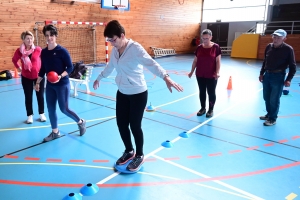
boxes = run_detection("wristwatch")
[164,74,170,78]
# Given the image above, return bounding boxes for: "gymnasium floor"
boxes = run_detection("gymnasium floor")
[0,55,300,200]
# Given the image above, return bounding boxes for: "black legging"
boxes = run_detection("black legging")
[116,90,148,156]
[196,77,218,111]
[21,75,45,116]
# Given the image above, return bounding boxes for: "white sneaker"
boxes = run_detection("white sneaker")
[40,113,47,122]
[26,115,33,124]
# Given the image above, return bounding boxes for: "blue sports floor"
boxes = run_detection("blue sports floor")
[0,55,300,200]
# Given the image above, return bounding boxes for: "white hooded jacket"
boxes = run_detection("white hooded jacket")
[97,39,167,95]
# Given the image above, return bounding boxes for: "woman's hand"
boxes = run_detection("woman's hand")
[188,72,193,78]
[51,75,62,84]
[259,75,263,82]
[213,72,220,80]
[93,80,100,90]
[164,76,184,93]
[34,83,40,92]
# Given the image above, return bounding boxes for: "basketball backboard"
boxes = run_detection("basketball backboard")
[101,0,130,11]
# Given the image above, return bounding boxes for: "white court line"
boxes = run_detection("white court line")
[153,155,264,200]
[97,88,263,192]
[140,171,253,199]
[155,92,197,108]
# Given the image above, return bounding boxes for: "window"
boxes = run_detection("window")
[202,0,270,22]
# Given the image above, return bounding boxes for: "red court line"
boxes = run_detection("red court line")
[4,155,18,159]
[264,143,274,147]
[25,157,40,161]
[278,139,288,143]
[1,161,299,188]
[6,134,298,164]
[247,146,259,150]
[46,159,62,162]
[144,158,157,162]
[186,111,199,119]
[229,150,242,154]
[164,157,180,161]
[98,161,300,187]
[208,152,222,157]
[93,160,109,163]
[69,160,85,163]
[187,155,202,159]
[292,135,300,140]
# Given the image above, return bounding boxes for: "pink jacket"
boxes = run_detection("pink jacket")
[12,46,42,79]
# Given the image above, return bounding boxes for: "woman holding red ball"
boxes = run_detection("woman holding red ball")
[34,24,86,142]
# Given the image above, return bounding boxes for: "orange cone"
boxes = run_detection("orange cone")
[14,68,20,78]
[227,76,232,90]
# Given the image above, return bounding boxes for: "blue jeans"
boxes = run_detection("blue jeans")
[46,83,80,129]
[262,72,285,121]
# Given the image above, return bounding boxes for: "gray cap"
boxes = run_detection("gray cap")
[272,29,287,37]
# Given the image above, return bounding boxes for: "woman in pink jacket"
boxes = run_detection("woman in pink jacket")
[12,31,46,124]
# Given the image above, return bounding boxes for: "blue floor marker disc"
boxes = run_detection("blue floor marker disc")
[62,193,82,200]
[114,161,143,174]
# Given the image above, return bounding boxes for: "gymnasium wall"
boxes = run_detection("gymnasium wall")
[257,34,300,62]
[0,0,202,71]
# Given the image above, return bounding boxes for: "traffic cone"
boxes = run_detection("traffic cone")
[14,68,19,78]
[227,76,232,90]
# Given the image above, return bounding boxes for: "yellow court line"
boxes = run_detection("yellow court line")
[0,116,115,132]
[286,193,297,200]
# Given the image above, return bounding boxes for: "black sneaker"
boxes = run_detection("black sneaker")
[259,115,269,120]
[78,119,86,136]
[116,151,135,165]
[43,131,60,142]
[206,110,213,118]
[197,108,206,116]
[126,155,144,172]
[264,120,276,126]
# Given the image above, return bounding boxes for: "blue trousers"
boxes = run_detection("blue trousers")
[46,83,80,129]
[262,72,285,121]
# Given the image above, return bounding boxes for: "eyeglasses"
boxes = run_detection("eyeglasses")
[201,37,210,40]
[107,37,118,43]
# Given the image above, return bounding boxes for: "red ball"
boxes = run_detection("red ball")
[47,71,59,83]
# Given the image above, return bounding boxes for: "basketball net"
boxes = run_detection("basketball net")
[115,5,126,13]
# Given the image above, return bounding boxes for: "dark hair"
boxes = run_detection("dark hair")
[201,29,212,36]
[104,20,125,38]
[43,24,58,37]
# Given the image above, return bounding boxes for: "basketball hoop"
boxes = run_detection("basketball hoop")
[114,5,126,13]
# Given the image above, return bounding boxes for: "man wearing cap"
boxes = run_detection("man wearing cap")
[259,29,296,126]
